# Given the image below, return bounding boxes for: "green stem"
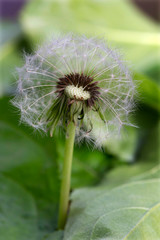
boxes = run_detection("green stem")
[58,121,76,229]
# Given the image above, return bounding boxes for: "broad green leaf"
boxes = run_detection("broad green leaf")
[43,230,63,240]
[100,162,156,188]
[100,162,160,193]
[90,203,160,240]
[132,165,160,182]
[66,163,160,212]
[0,174,38,240]
[0,120,60,236]
[64,179,160,240]
[20,0,160,74]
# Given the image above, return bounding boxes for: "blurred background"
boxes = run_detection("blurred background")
[0,0,159,236]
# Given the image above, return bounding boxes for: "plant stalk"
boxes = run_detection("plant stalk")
[58,121,76,229]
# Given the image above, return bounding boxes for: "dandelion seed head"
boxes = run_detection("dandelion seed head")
[11,34,136,147]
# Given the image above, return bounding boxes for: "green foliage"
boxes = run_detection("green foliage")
[100,163,157,188]
[0,175,38,240]
[0,22,22,97]
[20,0,159,75]
[0,0,159,239]
[64,178,160,240]
[135,73,160,112]
[0,120,60,236]
[43,231,63,240]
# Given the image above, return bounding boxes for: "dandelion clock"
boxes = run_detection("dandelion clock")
[12,34,135,229]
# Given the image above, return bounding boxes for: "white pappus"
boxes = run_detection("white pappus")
[12,34,136,148]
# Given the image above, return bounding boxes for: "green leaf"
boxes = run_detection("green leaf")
[135,73,160,111]
[90,203,160,240]
[63,142,109,188]
[0,44,22,97]
[21,0,159,74]
[43,230,63,240]
[0,174,38,240]
[105,126,138,162]
[0,22,22,97]
[101,161,160,190]
[132,165,160,182]
[64,179,160,240]
[100,163,156,188]
[65,163,160,213]
[0,120,60,236]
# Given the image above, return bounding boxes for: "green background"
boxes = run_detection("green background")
[0,0,159,239]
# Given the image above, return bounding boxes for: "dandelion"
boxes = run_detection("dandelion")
[12,34,135,229]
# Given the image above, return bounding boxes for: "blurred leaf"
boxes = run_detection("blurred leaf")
[43,230,63,240]
[0,22,22,97]
[105,126,138,162]
[144,63,160,84]
[0,44,22,96]
[100,162,159,188]
[64,179,160,240]
[104,107,159,164]
[135,109,159,166]
[70,161,160,210]
[90,202,160,240]
[132,165,160,182]
[0,174,38,240]
[135,73,160,111]
[0,119,60,236]
[73,147,108,187]
[21,0,160,75]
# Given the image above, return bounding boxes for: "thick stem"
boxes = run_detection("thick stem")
[58,121,76,229]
